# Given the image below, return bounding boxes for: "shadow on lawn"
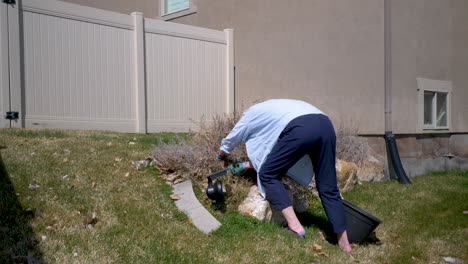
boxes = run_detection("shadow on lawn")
[297,210,381,246]
[296,211,338,244]
[0,151,45,263]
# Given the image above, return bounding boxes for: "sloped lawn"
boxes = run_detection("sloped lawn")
[0,128,466,264]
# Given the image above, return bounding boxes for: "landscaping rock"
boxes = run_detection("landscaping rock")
[271,209,287,225]
[238,159,365,223]
[357,155,385,182]
[132,160,149,169]
[238,182,308,224]
[83,213,98,227]
[28,183,40,190]
[283,177,309,213]
[238,185,272,221]
[308,159,358,195]
[442,256,460,263]
[132,157,155,169]
[336,159,358,192]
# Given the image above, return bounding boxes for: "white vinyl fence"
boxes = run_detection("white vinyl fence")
[0,0,234,132]
[0,3,9,129]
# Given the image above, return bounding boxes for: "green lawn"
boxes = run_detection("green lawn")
[0,128,466,264]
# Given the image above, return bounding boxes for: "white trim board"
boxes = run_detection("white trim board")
[26,118,136,132]
[144,18,226,44]
[22,0,134,29]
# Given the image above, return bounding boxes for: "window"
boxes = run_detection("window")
[165,0,189,14]
[423,91,448,127]
[417,78,452,130]
[160,0,196,20]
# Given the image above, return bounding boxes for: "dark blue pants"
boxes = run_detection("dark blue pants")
[259,114,347,233]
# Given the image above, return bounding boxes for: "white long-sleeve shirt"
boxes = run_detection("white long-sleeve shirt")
[220,99,325,197]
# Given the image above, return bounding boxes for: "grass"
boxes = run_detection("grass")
[0,128,467,264]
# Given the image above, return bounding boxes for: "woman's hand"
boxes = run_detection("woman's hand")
[228,161,252,174]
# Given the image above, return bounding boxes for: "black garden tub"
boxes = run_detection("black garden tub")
[343,200,382,243]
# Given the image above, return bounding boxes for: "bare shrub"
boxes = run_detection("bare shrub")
[151,141,205,175]
[335,119,370,166]
[151,112,249,179]
[152,112,370,182]
[190,113,249,164]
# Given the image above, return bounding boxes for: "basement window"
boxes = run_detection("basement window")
[424,91,448,128]
[417,78,452,130]
[160,0,197,20]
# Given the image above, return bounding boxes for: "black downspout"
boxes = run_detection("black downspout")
[385,132,411,184]
[384,0,411,184]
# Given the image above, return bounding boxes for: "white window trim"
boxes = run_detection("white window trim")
[417,77,452,132]
[160,0,197,21]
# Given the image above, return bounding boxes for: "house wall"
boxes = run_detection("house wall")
[385,0,468,176]
[58,0,468,136]
[59,0,386,135]
[166,0,386,135]
[367,133,468,179]
[171,0,468,176]
[390,0,468,134]
[451,0,468,133]
[57,0,468,176]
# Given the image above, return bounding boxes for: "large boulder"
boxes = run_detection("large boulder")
[357,155,385,182]
[336,159,359,192]
[270,177,309,225]
[237,185,272,221]
[283,176,309,213]
[238,180,309,224]
[238,159,361,223]
[308,159,359,195]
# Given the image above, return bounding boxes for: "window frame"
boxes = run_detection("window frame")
[417,77,452,131]
[160,0,197,21]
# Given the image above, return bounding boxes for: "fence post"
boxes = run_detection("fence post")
[224,28,234,114]
[0,4,9,128]
[132,12,147,133]
[7,2,23,128]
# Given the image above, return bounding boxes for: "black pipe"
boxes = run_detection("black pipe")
[385,132,411,184]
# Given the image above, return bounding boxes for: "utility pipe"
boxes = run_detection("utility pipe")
[384,0,392,132]
[384,0,411,184]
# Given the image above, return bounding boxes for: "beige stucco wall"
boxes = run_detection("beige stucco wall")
[451,0,468,133]
[59,0,386,134]
[168,0,386,135]
[391,0,468,134]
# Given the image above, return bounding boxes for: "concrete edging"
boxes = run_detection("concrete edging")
[172,180,221,234]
